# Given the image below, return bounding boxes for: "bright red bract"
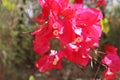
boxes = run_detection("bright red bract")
[102,45,120,79]
[103,68,116,80]
[97,0,107,7]
[32,0,102,72]
[74,0,83,4]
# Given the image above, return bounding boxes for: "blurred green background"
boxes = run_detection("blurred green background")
[0,0,120,80]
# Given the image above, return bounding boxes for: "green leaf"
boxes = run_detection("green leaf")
[100,18,110,34]
[29,75,35,80]
[2,0,15,11]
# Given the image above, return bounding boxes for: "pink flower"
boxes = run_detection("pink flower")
[36,50,63,72]
[32,0,102,72]
[75,8,102,48]
[31,23,53,55]
[35,0,69,24]
[63,43,91,66]
[74,0,83,4]
[97,0,107,7]
[102,45,120,73]
[104,45,117,54]
[103,68,116,80]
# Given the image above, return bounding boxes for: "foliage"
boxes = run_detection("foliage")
[0,0,38,79]
[2,0,15,11]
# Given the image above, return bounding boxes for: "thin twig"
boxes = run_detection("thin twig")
[76,65,91,78]
[92,58,107,68]
[94,63,101,79]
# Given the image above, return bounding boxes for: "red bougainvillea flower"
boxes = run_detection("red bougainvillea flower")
[74,0,83,4]
[35,0,69,24]
[97,0,107,7]
[63,43,91,66]
[36,50,64,72]
[75,8,102,46]
[103,68,116,80]
[32,24,51,55]
[104,45,117,54]
[102,45,120,73]
[32,0,102,72]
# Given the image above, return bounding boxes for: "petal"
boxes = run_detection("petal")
[34,14,48,24]
[63,44,90,66]
[59,22,76,44]
[97,0,107,7]
[39,0,45,7]
[33,38,50,55]
[104,45,117,54]
[102,54,120,73]
[59,0,69,9]
[76,8,102,27]
[103,68,116,80]
[36,51,63,72]
[74,0,83,4]
[61,9,76,20]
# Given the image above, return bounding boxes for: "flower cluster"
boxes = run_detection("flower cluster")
[74,0,83,4]
[91,0,107,7]
[102,45,120,79]
[32,0,102,72]
[97,0,106,7]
